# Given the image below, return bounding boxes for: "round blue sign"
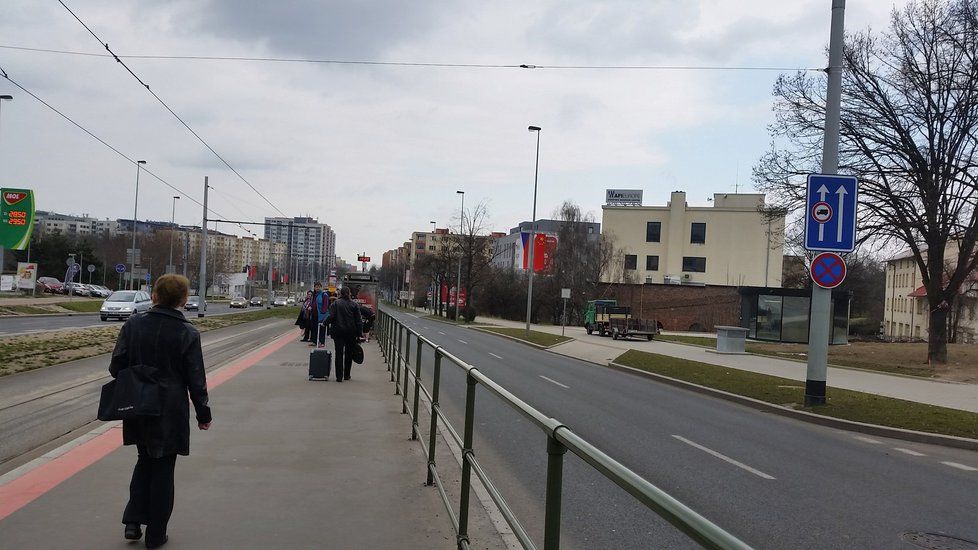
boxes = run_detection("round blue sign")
[144,273,152,282]
[811,252,846,289]
[115,264,127,273]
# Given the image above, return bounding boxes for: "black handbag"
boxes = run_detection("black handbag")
[97,364,162,421]
[351,342,364,365]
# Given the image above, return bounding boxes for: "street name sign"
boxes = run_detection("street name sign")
[804,174,857,252]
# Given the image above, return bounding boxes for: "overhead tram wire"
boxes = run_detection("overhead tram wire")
[0,64,253,237]
[57,0,289,218]
[0,44,822,73]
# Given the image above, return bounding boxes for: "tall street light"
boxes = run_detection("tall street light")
[168,195,180,273]
[525,125,541,337]
[0,95,12,276]
[129,160,147,289]
[430,220,436,313]
[455,190,464,321]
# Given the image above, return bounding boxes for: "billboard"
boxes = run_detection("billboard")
[1,189,35,250]
[605,189,643,206]
[519,232,558,273]
[16,262,37,290]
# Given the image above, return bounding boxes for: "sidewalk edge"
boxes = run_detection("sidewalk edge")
[606,361,978,451]
[469,328,565,350]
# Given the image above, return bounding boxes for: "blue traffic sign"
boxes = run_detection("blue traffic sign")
[115,263,127,273]
[144,273,152,282]
[811,252,847,289]
[804,174,858,252]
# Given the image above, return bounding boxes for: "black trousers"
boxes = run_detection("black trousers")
[302,322,314,341]
[122,446,177,540]
[332,335,357,379]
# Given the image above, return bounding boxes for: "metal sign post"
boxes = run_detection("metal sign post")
[560,288,571,337]
[804,0,849,407]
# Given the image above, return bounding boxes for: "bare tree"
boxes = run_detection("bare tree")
[754,0,978,363]
[446,201,500,321]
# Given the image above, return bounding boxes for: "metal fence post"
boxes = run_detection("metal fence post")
[457,371,478,548]
[426,350,442,486]
[395,324,402,391]
[403,334,412,414]
[412,334,423,440]
[544,434,568,550]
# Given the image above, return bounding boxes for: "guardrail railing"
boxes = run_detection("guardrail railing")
[376,307,752,550]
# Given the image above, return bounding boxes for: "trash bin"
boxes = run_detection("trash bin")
[714,326,749,354]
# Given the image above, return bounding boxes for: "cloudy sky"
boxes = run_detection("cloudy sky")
[0,0,904,263]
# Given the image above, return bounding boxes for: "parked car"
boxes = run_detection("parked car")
[93,285,114,298]
[286,297,296,306]
[272,296,288,307]
[100,290,153,321]
[249,296,263,307]
[230,295,248,308]
[37,277,64,294]
[185,296,206,311]
[82,284,107,297]
[64,282,91,296]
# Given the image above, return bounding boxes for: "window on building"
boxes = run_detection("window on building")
[690,223,706,244]
[429,245,436,251]
[645,222,661,243]
[682,257,706,272]
[588,226,595,234]
[624,254,637,270]
[645,255,659,271]
[416,243,425,250]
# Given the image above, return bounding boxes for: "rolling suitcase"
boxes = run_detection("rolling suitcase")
[308,323,332,381]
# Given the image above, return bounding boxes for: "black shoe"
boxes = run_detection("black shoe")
[145,534,168,548]
[124,524,142,540]
[300,339,309,342]
[344,376,351,380]
[335,378,343,383]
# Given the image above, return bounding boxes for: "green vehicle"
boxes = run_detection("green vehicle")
[584,299,629,336]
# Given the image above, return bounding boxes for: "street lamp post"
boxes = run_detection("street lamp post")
[168,195,180,273]
[455,191,464,321]
[525,125,541,338]
[429,220,436,312]
[0,95,12,276]
[129,160,147,289]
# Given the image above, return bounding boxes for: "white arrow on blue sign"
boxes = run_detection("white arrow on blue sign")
[115,264,127,273]
[804,174,858,253]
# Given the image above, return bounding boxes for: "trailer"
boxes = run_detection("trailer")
[609,317,658,341]
[584,300,631,336]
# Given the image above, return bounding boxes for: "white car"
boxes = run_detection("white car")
[100,290,153,321]
[272,296,288,307]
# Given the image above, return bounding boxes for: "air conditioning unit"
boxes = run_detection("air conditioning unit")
[645,276,656,284]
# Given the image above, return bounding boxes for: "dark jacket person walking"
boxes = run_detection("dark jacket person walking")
[109,274,212,548]
[326,286,363,382]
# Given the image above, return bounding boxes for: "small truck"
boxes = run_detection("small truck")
[584,300,657,340]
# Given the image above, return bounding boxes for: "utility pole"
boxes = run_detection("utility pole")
[197,177,209,319]
[526,125,542,337]
[805,0,846,406]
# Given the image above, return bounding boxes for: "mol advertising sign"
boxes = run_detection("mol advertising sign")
[0,189,35,250]
[605,189,643,206]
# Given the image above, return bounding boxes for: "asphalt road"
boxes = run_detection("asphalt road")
[384,309,978,550]
[0,318,294,468]
[0,303,273,338]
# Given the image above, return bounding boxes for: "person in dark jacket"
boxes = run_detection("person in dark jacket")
[326,286,363,382]
[312,282,330,347]
[297,290,314,341]
[109,274,211,548]
[358,304,376,342]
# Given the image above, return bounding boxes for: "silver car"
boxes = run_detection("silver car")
[100,290,153,321]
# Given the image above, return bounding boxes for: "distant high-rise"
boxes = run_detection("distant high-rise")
[264,216,336,282]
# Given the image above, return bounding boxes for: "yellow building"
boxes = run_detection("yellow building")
[600,191,784,286]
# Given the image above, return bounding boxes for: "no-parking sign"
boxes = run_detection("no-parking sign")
[810,252,847,289]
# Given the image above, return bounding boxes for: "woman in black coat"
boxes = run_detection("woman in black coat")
[109,274,212,548]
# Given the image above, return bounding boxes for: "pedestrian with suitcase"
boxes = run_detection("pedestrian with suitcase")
[308,321,332,380]
[325,286,363,382]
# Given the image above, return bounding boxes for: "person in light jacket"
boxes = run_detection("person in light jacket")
[109,274,212,549]
[325,286,363,382]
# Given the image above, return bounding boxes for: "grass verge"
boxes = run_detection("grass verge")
[477,327,571,348]
[0,305,54,315]
[55,301,103,313]
[0,307,299,377]
[656,334,717,347]
[614,349,978,440]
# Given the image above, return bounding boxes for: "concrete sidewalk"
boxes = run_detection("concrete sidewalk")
[429,310,978,414]
[0,330,499,549]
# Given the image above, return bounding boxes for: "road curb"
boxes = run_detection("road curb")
[0,312,100,319]
[606,361,978,451]
[469,327,568,350]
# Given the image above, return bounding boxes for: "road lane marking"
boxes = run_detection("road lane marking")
[853,436,883,445]
[457,339,468,344]
[438,331,446,335]
[422,326,430,330]
[671,435,776,480]
[941,461,978,472]
[489,353,503,359]
[539,376,569,389]
[893,448,926,457]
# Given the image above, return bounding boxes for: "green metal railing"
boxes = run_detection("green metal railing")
[376,308,752,550]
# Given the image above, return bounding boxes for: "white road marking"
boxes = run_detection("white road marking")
[438,331,446,335]
[941,461,978,472]
[672,435,776,480]
[489,352,503,359]
[893,448,926,457]
[457,339,468,344]
[853,436,883,445]
[539,375,569,389]
[422,326,430,330]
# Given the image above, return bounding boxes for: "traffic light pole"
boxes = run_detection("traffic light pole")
[805,0,846,406]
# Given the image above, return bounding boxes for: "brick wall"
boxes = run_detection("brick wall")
[595,283,740,332]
